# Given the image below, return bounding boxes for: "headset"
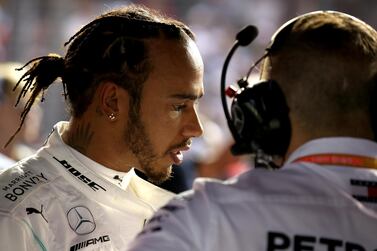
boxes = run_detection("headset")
[221,11,346,168]
[221,26,297,168]
[222,11,377,168]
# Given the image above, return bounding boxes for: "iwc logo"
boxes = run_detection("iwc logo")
[67,206,96,235]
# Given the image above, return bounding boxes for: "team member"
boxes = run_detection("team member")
[127,11,377,251]
[0,4,204,250]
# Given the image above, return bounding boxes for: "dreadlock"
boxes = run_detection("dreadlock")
[5,54,64,147]
[6,4,195,147]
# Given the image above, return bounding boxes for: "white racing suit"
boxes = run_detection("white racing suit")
[0,122,174,251]
[128,137,377,251]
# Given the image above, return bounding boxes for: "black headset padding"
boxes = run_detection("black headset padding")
[230,80,291,156]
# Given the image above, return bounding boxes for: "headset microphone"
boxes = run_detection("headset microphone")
[220,25,258,156]
[221,25,291,169]
[236,25,258,46]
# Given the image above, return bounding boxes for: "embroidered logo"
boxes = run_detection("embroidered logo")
[350,179,377,203]
[67,206,96,235]
[26,205,48,223]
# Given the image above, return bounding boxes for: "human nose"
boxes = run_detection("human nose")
[183,109,203,138]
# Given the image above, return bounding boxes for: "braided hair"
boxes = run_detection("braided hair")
[6,4,195,147]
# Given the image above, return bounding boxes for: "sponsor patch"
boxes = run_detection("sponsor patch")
[267,231,373,251]
[350,179,377,203]
[70,235,110,251]
[67,206,96,235]
[2,171,48,202]
[53,157,106,192]
[26,205,48,223]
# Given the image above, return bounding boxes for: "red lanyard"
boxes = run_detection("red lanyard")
[293,153,377,170]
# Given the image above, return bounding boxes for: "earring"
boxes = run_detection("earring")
[108,113,116,121]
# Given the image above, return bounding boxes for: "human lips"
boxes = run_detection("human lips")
[169,145,190,165]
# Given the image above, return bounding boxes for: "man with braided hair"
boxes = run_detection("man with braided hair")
[0,4,204,250]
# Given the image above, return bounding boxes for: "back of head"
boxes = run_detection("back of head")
[263,11,377,139]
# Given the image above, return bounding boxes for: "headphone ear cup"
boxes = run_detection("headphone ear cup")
[230,80,291,156]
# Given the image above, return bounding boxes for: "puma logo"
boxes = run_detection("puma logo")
[26,205,48,223]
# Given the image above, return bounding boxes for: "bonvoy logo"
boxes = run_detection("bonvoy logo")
[67,206,96,235]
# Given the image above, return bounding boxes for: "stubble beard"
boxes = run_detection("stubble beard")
[124,108,172,185]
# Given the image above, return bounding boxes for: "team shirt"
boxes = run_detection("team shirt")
[0,121,174,251]
[128,137,377,251]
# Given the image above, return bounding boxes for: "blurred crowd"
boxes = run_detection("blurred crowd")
[1,0,377,186]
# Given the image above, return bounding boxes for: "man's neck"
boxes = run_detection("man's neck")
[62,118,134,173]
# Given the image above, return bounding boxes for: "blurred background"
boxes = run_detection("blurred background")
[0,0,376,187]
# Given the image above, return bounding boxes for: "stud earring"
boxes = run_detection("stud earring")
[108,113,116,121]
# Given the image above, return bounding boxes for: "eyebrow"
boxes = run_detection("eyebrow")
[169,93,204,100]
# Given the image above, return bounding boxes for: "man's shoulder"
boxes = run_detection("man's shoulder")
[0,154,58,213]
[191,165,324,203]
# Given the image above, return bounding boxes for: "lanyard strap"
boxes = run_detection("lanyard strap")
[293,153,377,170]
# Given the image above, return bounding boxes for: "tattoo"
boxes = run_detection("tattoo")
[66,123,94,155]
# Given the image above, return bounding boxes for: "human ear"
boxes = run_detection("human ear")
[97,82,121,121]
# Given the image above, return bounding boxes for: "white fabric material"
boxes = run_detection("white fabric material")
[0,121,174,251]
[128,137,377,251]
[0,153,15,171]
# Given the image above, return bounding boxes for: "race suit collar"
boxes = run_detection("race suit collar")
[285,137,377,168]
[69,143,129,188]
[121,168,174,211]
[45,121,173,210]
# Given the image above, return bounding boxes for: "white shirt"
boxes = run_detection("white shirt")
[127,137,377,251]
[0,122,174,251]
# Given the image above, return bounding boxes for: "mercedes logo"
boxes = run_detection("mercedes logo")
[67,206,96,235]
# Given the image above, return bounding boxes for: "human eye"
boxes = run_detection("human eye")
[172,103,187,112]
